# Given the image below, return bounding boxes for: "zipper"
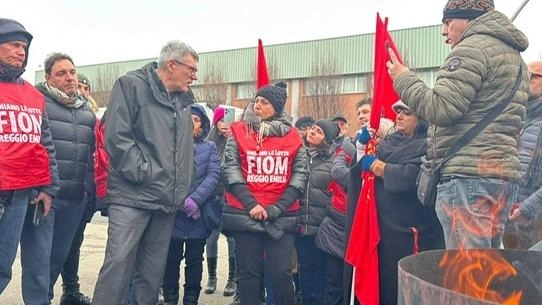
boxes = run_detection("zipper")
[172,101,178,207]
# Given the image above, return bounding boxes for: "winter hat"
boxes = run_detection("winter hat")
[256,80,288,114]
[442,0,494,22]
[331,114,347,123]
[314,119,339,145]
[391,100,411,114]
[0,18,33,68]
[295,116,315,129]
[78,74,91,90]
[212,106,225,125]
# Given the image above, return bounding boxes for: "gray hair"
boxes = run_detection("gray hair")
[157,40,198,68]
[44,52,74,75]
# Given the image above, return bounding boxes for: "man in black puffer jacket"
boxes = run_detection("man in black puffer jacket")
[20,52,95,305]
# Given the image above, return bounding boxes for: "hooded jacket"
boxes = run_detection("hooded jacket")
[393,11,530,180]
[172,103,220,239]
[104,62,195,213]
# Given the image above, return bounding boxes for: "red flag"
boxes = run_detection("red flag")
[257,39,270,89]
[371,13,404,127]
[344,141,380,305]
[344,13,404,305]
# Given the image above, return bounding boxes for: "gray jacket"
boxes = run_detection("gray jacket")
[104,62,195,213]
[517,99,542,220]
[394,11,530,180]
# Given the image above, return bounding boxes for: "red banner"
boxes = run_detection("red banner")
[344,13,404,305]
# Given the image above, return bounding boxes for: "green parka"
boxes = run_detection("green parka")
[394,11,530,180]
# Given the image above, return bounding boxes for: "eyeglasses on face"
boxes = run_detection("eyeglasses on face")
[173,59,198,75]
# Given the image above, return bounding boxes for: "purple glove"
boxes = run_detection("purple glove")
[184,197,200,220]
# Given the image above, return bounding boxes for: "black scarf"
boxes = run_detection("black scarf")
[0,62,25,82]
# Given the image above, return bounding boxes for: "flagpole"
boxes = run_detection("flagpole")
[510,0,530,22]
[350,268,356,305]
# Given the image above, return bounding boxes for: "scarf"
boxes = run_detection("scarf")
[37,82,86,108]
[0,62,25,82]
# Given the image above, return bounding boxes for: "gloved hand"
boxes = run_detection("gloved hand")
[361,155,377,172]
[265,205,283,221]
[184,197,201,220]
[357,126,371,144]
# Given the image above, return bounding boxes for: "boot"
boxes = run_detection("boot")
[223,257,237,296]
[59,292,92,305]
[183,288,200,305]
[204,257,217,294]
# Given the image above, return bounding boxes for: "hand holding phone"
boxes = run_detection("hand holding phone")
[223,108,235,124]
[33,199,45,227]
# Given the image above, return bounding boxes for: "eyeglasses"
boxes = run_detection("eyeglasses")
[173,59,198,75]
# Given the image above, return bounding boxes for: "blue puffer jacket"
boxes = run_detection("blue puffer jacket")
[172,104,220,240]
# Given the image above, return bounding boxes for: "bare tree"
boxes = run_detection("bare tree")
[300,55,343,119]
[93,66,121,107]
[194,63,228,110]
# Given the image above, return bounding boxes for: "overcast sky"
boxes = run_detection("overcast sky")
[4,0,541,83]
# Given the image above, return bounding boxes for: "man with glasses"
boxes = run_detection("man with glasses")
[507,60,542,249]
[386,0,529,250]
[92,41,198,305]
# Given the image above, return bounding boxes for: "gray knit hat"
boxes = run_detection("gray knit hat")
[256,80,288,114]
[442,0,494,22]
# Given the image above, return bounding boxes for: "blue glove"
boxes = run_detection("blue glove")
[357,126,371,144]
[361,155,377,172]
[184,197,201,220]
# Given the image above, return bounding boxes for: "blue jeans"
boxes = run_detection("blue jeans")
[0,190,31,293]
[205,228,235,258]
[20,195,87,305]
[295,236,326,304]
[435,177,517,249]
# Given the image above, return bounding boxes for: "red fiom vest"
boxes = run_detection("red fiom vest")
[225,122,302,211]
[0,81,51,190]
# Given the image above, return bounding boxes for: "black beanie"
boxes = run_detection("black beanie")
[0,18,33,68]
[442,0,494,22]
[295,116,315,129]
[256,80,287,114]
[314,119,339,145]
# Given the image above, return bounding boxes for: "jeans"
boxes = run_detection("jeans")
[20,195,87,305]
[205,228,235,258]
[295,236,326,304]
[435,177,517,249]
[0,190,30,294]
[61,216,88,294]
[162,238,206,304]
[92,204,175,305]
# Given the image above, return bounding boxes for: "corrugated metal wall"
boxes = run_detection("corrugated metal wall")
[34,24,449,85]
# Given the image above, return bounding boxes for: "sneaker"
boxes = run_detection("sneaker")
[59,292,92,305]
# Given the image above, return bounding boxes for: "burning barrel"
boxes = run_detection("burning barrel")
[398,249,542,305]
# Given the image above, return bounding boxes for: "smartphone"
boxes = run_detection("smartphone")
[33,199,45,227]
[223,107,236,124]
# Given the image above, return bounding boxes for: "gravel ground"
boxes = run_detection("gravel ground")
[0,214,236,305]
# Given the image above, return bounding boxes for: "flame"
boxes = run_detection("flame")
[442,193,507,246]
[439,250,523,304]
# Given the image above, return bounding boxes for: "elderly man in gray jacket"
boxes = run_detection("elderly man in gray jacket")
[386,0,530,249]
[92,41,197,305]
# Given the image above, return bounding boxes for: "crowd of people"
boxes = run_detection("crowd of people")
[1,0,542,305]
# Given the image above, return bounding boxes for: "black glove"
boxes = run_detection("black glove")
[265,205,283,221]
